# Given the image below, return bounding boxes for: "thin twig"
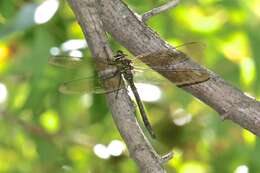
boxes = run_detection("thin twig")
[2,111,95,148]
[1,112,53,139]
[142,0,179,22]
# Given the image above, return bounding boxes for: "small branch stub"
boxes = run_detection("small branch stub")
[142,0,179,22]
[159,151,174,164]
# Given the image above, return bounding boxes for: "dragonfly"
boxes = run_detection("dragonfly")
[49,44,210,138]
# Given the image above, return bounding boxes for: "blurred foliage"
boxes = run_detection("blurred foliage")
[0,0,260,172]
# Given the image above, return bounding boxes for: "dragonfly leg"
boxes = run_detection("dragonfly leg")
[115,76,123,99]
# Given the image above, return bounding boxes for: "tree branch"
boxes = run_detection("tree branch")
[67,0,169,172]
[97,0,260,136]
[142,0,179,22]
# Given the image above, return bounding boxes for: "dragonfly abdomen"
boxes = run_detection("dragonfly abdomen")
[128,82,156,138]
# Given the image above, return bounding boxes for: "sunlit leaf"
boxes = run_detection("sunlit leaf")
[187,98,205,116]
[220,32,251,64]
[179,161,208,173]
[15,131,37,159]
[12,83,29,109]
[68,21,85,38]
[0,43,10,62]
[249,0,260,18]
[197,0,220,5]
[174,6,227,33]
[39,110,60,134]
[229,10,246,25]
[0,43,10,71]
[242,129,256,146]
[0,149,17,172]
[68,146,87,161]
[240,58,256,87]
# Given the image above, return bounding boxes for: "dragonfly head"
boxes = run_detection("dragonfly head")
[114,50,127,61]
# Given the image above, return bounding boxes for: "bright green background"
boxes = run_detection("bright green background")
[0,0,260,173]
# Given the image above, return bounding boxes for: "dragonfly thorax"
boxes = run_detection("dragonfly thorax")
[113,50,134,79]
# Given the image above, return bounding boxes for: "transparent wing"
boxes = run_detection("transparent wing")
[49,55,125,94]
[59,77,125,94]
[48,55,109,69]
[131,42,209,85]
[133,68,209,86]
[175,41,206,61]
[48,55,86,69]
[132,42,205,70]
[133,68,166,85]
[162,69,209,86]
[133,50,188,70]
